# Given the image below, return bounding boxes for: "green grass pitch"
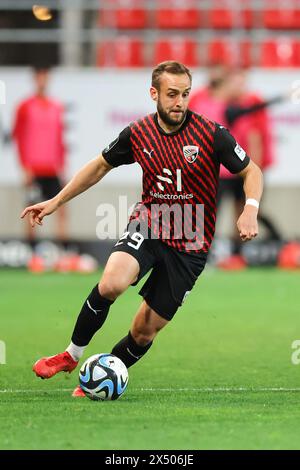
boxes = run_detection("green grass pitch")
[1,267,300,450]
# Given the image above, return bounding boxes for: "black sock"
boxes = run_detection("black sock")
[111,331,153,368]
[71,285,114,346]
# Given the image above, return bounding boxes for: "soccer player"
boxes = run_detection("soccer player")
[21,61,263,397]
[13,66,67,241]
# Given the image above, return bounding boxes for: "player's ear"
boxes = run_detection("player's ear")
[150,86,158,102]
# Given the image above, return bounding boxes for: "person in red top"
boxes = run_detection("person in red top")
[190,66,281,267]
[13,67,67,241]
[220,69,282,254]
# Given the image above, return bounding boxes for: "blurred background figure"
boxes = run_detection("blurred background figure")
[190,65,282,268]
[189,63,230,124]
[12,66,67,242]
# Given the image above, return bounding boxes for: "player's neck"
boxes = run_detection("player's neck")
[36,90,47,98]
[157,113,186,134]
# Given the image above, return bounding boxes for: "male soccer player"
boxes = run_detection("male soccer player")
[21,62,263,397]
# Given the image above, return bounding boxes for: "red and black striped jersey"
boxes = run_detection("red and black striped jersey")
[102,110,250,254]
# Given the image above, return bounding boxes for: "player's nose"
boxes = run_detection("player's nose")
[175,96,184,107]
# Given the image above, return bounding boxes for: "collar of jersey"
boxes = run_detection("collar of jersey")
[153,110,192,136]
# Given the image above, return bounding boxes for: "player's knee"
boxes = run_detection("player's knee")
[98,278,128,301]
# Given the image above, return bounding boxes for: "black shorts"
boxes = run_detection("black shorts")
[26,176,62,204]
[111,226,207,321]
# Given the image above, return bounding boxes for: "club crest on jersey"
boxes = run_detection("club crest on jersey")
[183,145,199,163]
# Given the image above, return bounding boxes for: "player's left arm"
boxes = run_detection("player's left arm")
[215,124,263,242]
[236,160,263,241]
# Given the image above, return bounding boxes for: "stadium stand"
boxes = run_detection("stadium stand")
[153,38,198,66]
[100,0,148,29]
[260,38,300,67]
[206,39,252,68]
[97,37,145,67]
[154,0,201,29]
[95,0,300,68]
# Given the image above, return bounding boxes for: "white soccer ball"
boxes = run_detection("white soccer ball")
[78,353,129,401]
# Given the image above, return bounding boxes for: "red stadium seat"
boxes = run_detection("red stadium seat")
[239,41,252,67]
[208,6,233,29]
[294,41,300,65]
[153,39,198,67]
[260,39,300,67]
[97,38,145,67]
[263,0,300,29]
[100,0,147,29]
[263,9,300,29]
[241,8,255,29]
[207,40,252,68]
[208,1,255,29]
[208,0,234,29]
[155,0,201,29]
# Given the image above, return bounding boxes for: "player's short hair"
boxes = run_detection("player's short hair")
[32,65,51,74]
[152,61,192,90]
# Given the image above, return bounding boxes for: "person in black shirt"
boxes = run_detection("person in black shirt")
[21,61,263,397]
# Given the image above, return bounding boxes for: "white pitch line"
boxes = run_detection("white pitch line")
[0,387,300,393]
[140,387,300,392]
[0,389,73,393]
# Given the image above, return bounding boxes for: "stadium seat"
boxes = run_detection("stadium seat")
[153,39,198,67]
[155,0,201,29]
[208,4,234,29]
[207,0,255,29]
[209,8,233,29]
[207,40,252,67]
[294,41,300,65]
[260,39,300,67]
[100,0,147,29]
[97,38,145,67]
[238,41,252,67]
[263,0,300,29]
[263,9,300,29]
[241,8,256,29]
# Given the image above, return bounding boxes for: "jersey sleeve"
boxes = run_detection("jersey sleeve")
[214,124,250,174]
[102,126,135,167]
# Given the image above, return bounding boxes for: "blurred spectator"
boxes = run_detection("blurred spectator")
[13,67,67,241]
[221,68,282,244]
[189,63,230,124]
[190,65,281,266]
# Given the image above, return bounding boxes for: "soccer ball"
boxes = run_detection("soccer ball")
[79,353,129,401]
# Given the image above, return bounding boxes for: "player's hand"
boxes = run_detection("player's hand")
[236,205,258,242]
[20,198,59,227]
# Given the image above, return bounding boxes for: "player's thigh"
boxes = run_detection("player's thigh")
[139,247,207,321]
[110,226,156,286]
[99,251,140,297]
[131,300,169,344]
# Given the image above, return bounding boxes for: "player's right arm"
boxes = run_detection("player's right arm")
[21,126,134,228]
[21,154,112,227]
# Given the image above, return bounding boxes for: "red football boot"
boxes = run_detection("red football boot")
[72,385,86,398]
[33,351,78,379]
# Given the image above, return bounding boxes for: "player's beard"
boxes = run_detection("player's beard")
[157,98,187,128]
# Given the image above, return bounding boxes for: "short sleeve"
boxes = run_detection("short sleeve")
[214,124,250,174]
[102,126,135,167]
